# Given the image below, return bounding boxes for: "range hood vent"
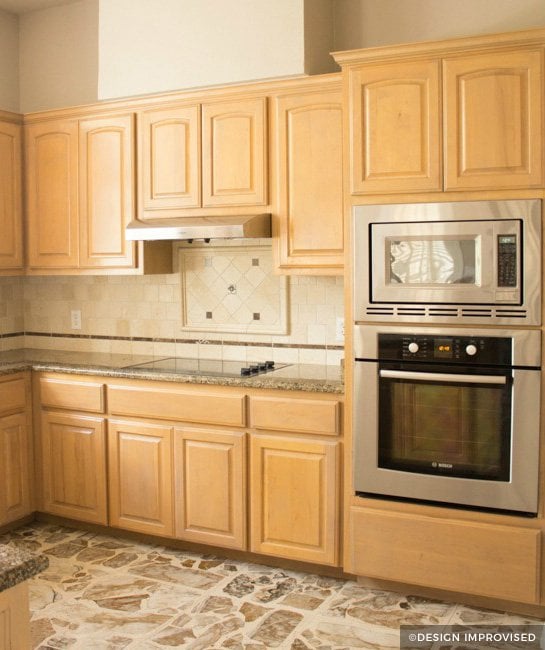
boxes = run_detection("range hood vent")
[126,214,271,241]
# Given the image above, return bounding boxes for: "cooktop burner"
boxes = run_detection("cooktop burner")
[124,357,289,378]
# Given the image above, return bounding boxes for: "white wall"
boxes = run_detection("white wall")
[98,0,336,101]
[334,0,545,50]
[19,0,98,113]
[0,9,19,112]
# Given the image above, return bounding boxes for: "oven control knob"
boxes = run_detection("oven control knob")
[465,344,478,356]
[408,342,419,354]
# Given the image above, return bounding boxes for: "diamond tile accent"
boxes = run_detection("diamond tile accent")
[180,246,288,334]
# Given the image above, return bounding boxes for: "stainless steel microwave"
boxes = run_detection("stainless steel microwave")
[353,200,542,325]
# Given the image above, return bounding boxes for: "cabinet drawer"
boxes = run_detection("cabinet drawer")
[350,507,540,604]
[39,376,105,413]
[108,384,246,427]
[0,378,26,414]
[249,396,340,435]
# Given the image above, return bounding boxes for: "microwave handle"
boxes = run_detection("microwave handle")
[379,369,506,385]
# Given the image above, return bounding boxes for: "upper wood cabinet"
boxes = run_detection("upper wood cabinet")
[139,97,267,218]
[444,49,543,190]
[140,105,201,210]
[25,114,171,275]
[26,119,79,268]
[274,83,344,272]
[202,97,267,206]
[348,60,441,194]
[79,114,136,268]
[0,117,23,273]
[139,96,267,217]
[336,35,544,194]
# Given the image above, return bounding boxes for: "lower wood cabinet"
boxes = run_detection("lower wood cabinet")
[250,434,340,565]
[40,411,107,525]
[0,582,31,650]
[350,506,541,605]
[108,419,174,537]
[0,374,32,526]
[174,428,246,549]
[0,412,32,526]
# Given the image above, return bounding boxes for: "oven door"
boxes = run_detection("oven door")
[353,359,540,514]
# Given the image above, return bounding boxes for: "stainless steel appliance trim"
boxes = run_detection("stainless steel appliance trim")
[353,324,541,514]
[353,199,541,326]
[378,369,507,385]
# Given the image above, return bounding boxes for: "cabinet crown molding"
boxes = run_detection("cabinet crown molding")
[332,26,545,66]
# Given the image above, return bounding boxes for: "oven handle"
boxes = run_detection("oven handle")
[378,369,507,385]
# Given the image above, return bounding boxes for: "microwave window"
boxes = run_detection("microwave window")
[387,238,477,285]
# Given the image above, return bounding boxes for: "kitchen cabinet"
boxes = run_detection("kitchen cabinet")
[108,419,174,537]
[174,427,246,549]
[337,35,543,194]
[0,115,23,274]
[443,49,543,190]
[249,392,341,565]
[26,119,79,269]
[0,583,31,650]
[37,375,107,525]
[78,114,137,268]
[140,96,267,216]
[25,114,171,274]
[250,434,340,565]
[0,374,32,526]
[349,506,541,604]
[274,81,344,272]
[346,60,441,194]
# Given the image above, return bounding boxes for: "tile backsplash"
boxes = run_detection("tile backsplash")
[5,265,343,366]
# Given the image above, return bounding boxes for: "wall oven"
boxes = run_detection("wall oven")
[353,325,541,515]
[354,199,541,325]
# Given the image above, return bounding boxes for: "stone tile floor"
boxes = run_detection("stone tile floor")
[1,523,542,649]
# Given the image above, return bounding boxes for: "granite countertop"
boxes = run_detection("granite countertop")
[0,349,344,394]
[0,544,49,593]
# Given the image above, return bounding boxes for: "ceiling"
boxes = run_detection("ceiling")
[0,0,76,14]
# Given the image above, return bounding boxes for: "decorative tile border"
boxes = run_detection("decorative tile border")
[21,331,344,351]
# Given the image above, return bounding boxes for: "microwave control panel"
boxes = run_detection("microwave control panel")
[497,235,517,287]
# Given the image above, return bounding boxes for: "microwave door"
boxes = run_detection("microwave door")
[370,220,520,306]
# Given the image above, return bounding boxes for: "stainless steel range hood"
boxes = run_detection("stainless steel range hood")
[126,214,271,241]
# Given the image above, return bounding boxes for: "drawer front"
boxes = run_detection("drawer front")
[108,384,246,427]
[249,396,340,435]
[0,378,26,414]
[39,377,105,413]
[350,507,540,604]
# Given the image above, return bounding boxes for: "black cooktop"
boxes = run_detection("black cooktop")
[124,357,289,378]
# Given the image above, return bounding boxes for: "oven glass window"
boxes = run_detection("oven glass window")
[387,238,477,285]
[378,374,511,481]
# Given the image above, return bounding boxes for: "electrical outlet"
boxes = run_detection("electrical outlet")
[71,310,82,330]
[335,317,344,342]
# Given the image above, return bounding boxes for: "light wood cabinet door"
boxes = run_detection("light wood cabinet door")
[140,105,201,212]
[174,428,246,549]
[0,583,31,650]
[79,114,136,268]
[108,419,173,537]
[202,97,267,206]
[40,411,107,524]
[0,413,32,525]
[444,49,543,190]
[349,59,441,194]
[0,120,22,272]
[250,434,339,565]
[26,119,79,268]
[275,88,343,271]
